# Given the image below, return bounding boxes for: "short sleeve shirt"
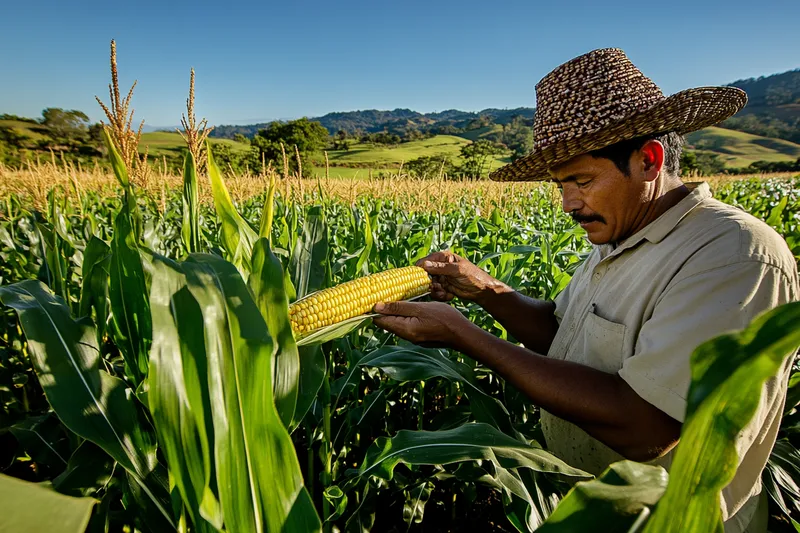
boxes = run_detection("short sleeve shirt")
[541,182,799,531]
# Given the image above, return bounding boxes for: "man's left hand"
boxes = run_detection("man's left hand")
[372,301,470,348]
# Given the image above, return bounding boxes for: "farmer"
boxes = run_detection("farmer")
[372,48,799,533]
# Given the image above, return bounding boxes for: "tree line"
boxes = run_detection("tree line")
[3,108,797,179]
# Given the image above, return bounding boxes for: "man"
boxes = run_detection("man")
[372,48,799,532]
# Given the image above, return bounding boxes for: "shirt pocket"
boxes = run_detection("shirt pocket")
[582,307,627,373]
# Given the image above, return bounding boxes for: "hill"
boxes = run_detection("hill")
[138,131,250,157]
[721,68,800,143]
[686,126,800,168]
[207,67,800,153]
[210,107,536,139]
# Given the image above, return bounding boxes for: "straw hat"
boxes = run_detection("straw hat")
[489,48,747,182]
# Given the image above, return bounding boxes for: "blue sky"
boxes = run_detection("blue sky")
[1,0,798,127]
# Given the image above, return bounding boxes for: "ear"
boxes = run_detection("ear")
[640,140,665,182]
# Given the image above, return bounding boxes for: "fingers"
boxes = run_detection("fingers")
[429,282,454,301]
[419,260,460,276]
[373,300,421,317]
[415,250,459,267]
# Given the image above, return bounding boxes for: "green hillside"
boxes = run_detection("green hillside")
[309,166,394,179]
[0,119,51,142]
[323,134,511,172]
[0,121,250,156]
[138,131,250,157]
[686,126,800,168]
[457,125,503,142]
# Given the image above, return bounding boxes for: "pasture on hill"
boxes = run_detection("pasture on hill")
[686,126,800,168]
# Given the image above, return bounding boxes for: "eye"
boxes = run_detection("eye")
[576,180,590,188]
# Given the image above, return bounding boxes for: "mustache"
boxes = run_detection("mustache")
[570,211,605,224]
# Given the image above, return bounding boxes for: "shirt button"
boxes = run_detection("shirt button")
[593,272,602,281]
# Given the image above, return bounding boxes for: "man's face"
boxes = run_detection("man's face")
[549,152,649,245]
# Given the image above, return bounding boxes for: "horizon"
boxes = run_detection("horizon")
[2,0,799,128]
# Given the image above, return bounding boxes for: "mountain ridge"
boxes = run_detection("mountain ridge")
[208,68,800,144]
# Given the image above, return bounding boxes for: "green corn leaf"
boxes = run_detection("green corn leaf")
[259,172,276,241]
[102,128,143,240]
[354,208,373,276]
[359,344,519,438]
[292,344,326,433]
[536,461,668,533]
[249,238,300,428]
[36,222,68,306]
[762,441,800,531]
[102,127,129,189]
[110,209,151,385]
[0,280,175,530]
[353,422,589,482]
[52,441,116,498]
[79,236,111,344]
[182,253,321,532]
[644,301,800,533]
[206,142,258,279]
[498,467,565,533]
[295,314,372,347]
[0,472,96,532]
[182,152,201,255]
[9,413,70,471]
[290,205,328,300]
[148,255,223,532]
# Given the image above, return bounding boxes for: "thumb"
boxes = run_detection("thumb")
[373,301,419,317]
[420,260,460,276]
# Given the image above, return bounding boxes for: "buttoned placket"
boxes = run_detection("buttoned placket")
[553,243,636,357]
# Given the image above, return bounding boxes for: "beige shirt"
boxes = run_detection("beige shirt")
[542,182,799,532]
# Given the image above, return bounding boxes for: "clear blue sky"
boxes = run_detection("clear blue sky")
[1,0,798,128]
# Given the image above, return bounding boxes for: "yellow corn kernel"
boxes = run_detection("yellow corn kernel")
[288,265,431,337]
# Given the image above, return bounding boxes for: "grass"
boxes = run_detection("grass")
[0,119,51,142]
[324,134,511,172]
[457,125,503,142]
[686,126,800,167]
[309,167,394,179]
[139,131,250,157]
[325,135,471,164]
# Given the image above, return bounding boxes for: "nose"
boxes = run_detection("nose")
[561,187,584,214]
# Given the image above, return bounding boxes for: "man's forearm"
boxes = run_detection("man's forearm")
[451,321,681,461]
[475,286,560,354]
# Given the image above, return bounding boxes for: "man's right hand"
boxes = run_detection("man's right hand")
[415,251,509,304]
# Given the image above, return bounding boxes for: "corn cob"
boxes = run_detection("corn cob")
[288,265,431,337]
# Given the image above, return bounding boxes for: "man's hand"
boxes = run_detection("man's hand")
[372,300,472,348]
[416,250,510,304]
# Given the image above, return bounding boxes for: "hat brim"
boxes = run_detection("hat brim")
[488,86,747,182]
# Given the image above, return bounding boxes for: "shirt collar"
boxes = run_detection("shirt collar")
[601,182,712,257]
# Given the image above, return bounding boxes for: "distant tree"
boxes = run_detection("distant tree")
[493,115,534,160]
[433,124,464,135]
[680,150,726,176]
[406,156,456,178]
[233,133,249,144]
[0,114,38,123]
[41,108,91,146]
[210,143,248,175]
[249,118,329,176]
[459,140,505,178]
[465,115,494,131]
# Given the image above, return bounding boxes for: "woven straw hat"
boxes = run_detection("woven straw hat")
[489,48,747,182]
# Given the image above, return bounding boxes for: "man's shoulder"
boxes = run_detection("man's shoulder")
[681,196,797,275]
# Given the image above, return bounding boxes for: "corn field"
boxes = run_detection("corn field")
[1,42,799,533]
[1,136,799,532]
